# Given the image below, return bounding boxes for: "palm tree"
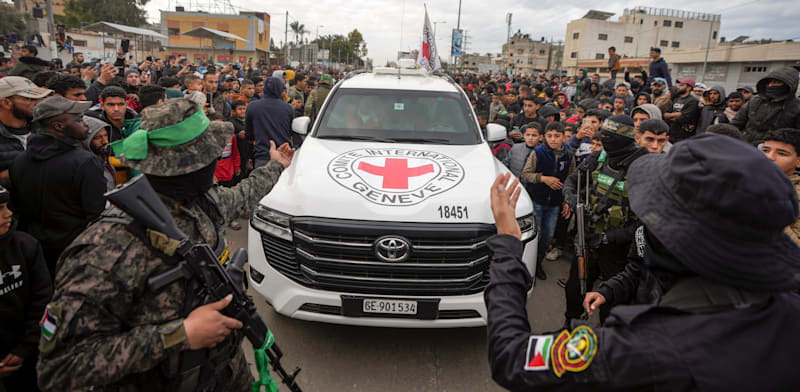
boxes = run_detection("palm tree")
[289,21,307,45]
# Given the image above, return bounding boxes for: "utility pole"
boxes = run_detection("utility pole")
[284,11,289,65]
[46,0,57,60]
[506,13,512,45]
[455,0,461,70]
[700,18,715,84]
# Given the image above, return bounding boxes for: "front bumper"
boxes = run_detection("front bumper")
[247,226,538,328]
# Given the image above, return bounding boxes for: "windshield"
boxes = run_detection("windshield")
[314,88,481,145]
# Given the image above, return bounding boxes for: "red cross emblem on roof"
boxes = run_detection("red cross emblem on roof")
[358,158,435,190]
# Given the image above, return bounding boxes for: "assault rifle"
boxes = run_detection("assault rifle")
[576,169,590,320]
[105,175,302,392]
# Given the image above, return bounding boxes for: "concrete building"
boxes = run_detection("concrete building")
[563,7,721,74]
[14,0,65,17]
[502,31,563,75]
[160,9,270,64]
[572,40,800,94]
[459,53,501,73]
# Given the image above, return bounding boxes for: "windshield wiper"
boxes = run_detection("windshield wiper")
[316,135,396,143]
[383,137,454,145]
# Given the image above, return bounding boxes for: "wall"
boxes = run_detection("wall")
[161,11,269,52]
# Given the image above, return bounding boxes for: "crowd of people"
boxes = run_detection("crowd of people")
[0,39,798,391]
[0,45,339,391]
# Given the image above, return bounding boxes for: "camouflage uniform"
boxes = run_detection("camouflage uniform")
[37,98,286,391]
[304,75,332,123]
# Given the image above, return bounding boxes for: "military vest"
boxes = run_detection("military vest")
[588,150,631,233]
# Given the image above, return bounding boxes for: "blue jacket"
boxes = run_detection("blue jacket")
[527,143,572,206]
[245,77,294,161]
[648,57,672,87]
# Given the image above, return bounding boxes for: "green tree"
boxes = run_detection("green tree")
[62,0,150,28]
[0,4,30,33]
[289,21,306,44]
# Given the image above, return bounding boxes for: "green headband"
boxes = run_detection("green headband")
[601,119,636,139]
[110,109,210,160]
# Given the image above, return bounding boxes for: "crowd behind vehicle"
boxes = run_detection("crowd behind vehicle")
[0,38,798,391]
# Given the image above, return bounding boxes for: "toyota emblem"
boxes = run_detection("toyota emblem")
[374,236,412,262]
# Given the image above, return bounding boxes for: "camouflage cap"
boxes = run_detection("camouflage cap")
[600,118,636,139]
[117,98,232,176]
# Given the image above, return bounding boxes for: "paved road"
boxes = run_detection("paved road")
[228,219,574,391]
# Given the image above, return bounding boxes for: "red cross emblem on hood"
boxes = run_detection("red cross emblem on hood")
[358,158,435,190]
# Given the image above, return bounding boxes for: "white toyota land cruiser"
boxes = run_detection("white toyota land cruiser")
[248,64,538,328]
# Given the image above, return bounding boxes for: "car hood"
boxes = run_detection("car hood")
[261,137,534,223]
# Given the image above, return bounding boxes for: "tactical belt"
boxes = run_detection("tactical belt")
[660,276,771,314]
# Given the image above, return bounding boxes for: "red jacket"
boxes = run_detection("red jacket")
[214,135,241,182]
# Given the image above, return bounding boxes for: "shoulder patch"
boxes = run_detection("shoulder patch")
[635,226,646,258]
[39,304,61,353]
[551,325,598,378]
[524,335,554,371]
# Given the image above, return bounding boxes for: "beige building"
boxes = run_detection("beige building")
[573,40,800,93]
[563,7,721,74]
[502,32,563,74]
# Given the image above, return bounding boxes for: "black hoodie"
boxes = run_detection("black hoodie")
[245,77,294,162]
[8,133,106,275]
[0,219,52,361]
[731,67,800,144]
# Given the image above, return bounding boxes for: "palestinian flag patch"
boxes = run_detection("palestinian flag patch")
[524,335,553,371]
[40,304,59,341]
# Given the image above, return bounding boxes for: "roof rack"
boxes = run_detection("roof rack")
[343,69,369,81]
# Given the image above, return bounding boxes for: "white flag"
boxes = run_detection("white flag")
[416,9,441,72]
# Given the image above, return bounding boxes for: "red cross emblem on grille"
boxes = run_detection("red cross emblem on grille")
[358,158,435,190]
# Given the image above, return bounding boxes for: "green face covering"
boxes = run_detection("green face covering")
[110,109,210,160]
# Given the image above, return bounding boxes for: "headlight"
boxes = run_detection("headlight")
[251,205,293,241]
[517,214,537,242]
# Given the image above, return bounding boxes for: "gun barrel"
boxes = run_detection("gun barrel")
[105,175,187,241]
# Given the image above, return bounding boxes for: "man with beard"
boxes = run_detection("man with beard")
[82,116,116,190]
[697,85,726,134]
[649,77,671,115]
[716,91,744,124]
[0,77,52,179]
[8,96,105,276]
[731,67,800,145]
[561,115,649,323]
[663,78,700,143]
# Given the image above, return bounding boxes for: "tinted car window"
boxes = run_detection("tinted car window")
[315,88,480,145]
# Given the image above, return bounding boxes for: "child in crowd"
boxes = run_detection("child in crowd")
[507,123,542,181]
[0,185,52,392]
[612,96,627,115]
[760,128,800,245]
[520,122,575,280]
[591,133,604,152]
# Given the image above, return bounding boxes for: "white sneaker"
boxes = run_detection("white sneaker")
[545,248,562,261]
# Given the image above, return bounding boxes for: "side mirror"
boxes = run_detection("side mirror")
[292,116,311,135]
[486,123,507,142]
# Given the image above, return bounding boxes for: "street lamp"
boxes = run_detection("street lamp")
[433,20,447,40]
[316,25,325,65]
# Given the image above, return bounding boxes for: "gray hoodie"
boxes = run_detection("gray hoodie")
[82,116,116,190]
[631,103,663,121]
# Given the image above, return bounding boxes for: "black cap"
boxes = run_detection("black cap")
[628,134,800,291]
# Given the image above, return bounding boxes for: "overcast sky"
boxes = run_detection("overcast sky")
[145,0,800,66]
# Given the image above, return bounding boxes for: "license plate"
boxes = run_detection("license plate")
[341,296,440,319]
[362,299,417,315]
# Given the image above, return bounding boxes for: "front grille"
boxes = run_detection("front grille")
[298,303,483,320]
[259,217,496,296]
